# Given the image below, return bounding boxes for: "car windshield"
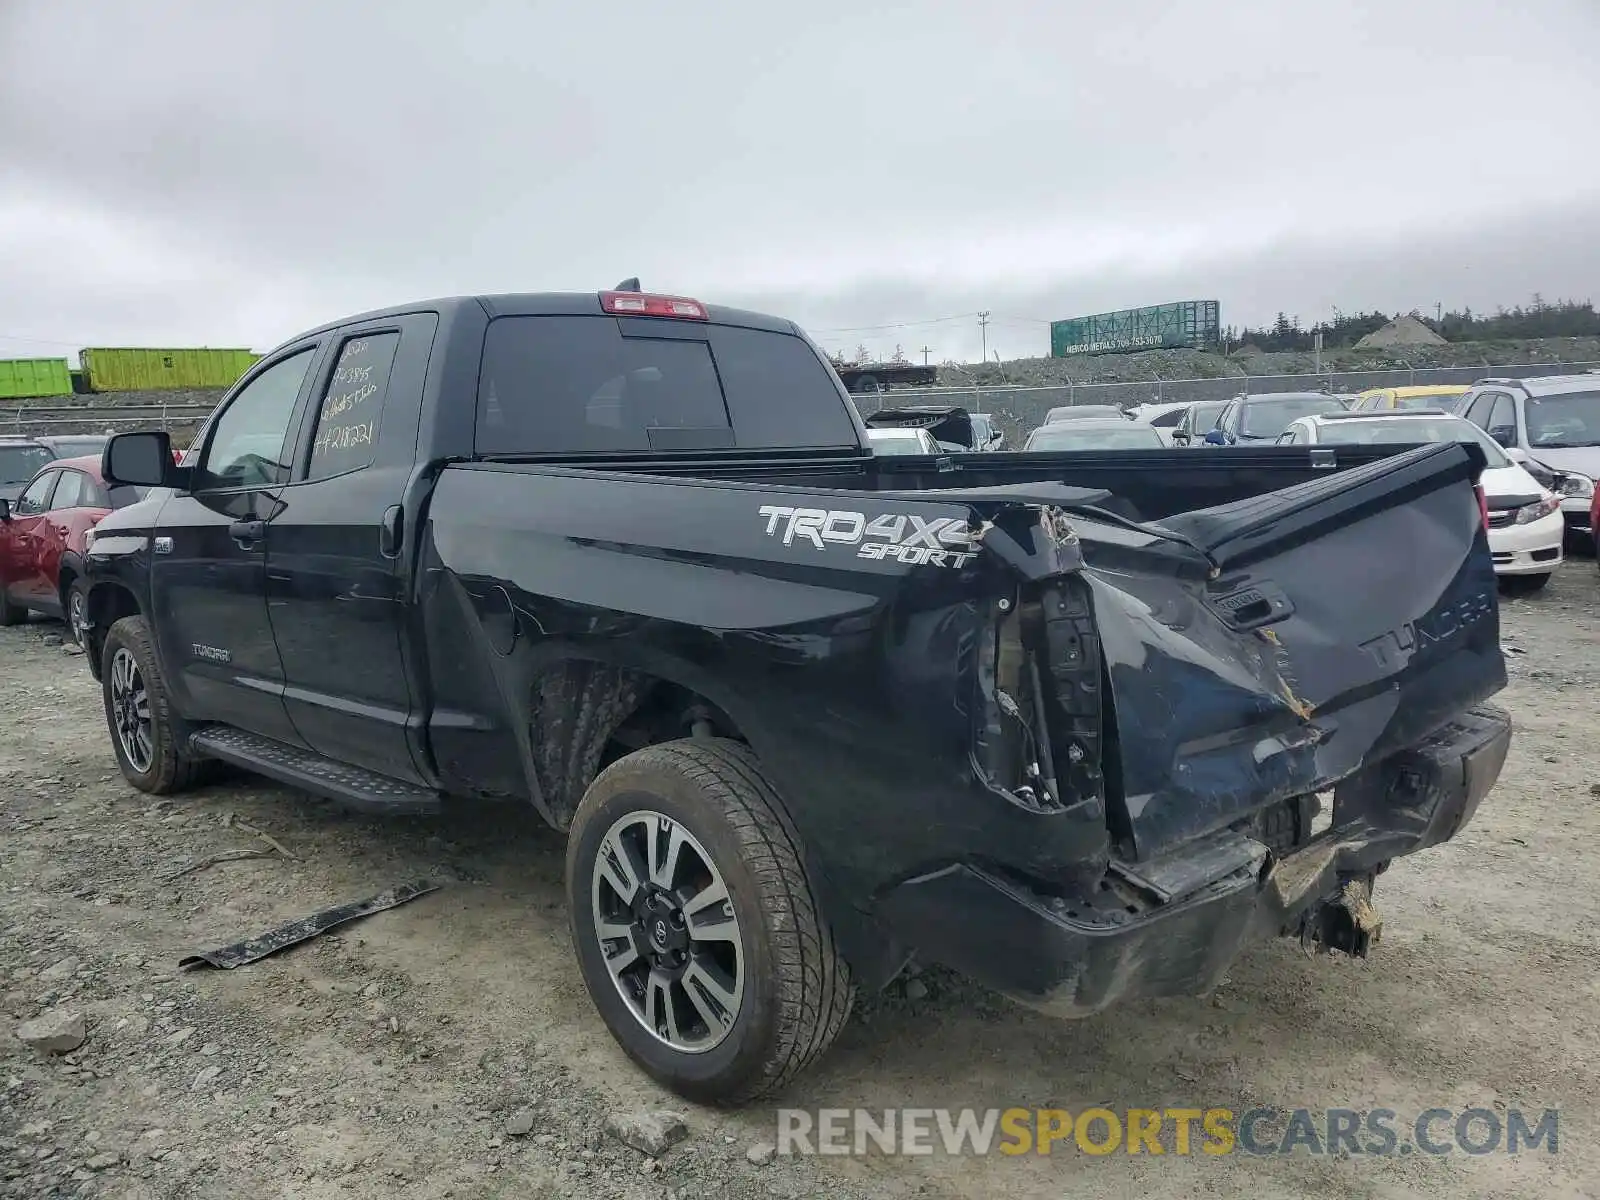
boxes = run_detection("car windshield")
[45,438,107,457]
[0,445,53,485]
[1241,396,1344,438]
[1314,416,1511,466]
[1026,423,1163,451]
[1524,390,1600,448]
[867,431,934,455]
[1046,405,1124,422]
[1394,393,1459,411]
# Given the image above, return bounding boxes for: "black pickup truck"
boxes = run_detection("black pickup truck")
[81,287,1511,1105]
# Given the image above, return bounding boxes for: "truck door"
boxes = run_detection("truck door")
[263,314,436,783]
[149,345,324,746]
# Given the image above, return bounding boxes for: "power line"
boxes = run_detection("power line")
[808,313,978,334]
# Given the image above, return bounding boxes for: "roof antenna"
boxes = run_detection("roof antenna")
[614,277,641,292]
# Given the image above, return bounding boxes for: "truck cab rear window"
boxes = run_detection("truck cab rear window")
[475,316,859,454]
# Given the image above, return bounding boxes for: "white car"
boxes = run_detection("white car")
[866,428,942,455]
[1023,419,1164,451]
[1041,404,1128,424]
[1453,374,1600,546]
[1125,400,1193,446]
[1277,410,1565,590]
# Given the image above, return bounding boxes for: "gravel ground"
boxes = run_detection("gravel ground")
[2,560,1598,1199]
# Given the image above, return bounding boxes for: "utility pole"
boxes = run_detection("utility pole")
[978,311,991,364]
[920,345,934,366]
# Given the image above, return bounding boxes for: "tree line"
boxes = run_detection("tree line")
[1223,296,1600,353]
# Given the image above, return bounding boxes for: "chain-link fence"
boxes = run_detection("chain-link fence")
[849,360,1600,444]
[7,358,1600,449]
[1,403,213,441]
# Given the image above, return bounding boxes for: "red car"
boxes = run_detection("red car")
[0,455,148,641]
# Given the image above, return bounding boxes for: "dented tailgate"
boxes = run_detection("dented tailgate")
[1077,442,1505,859]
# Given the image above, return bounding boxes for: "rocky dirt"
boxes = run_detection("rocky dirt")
[2,562,1599,1199]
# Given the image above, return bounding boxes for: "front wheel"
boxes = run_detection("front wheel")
[101,615,208,794]
[566,738,853,1106]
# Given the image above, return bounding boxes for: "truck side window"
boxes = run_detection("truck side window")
[477,316,731,454]
[198,349,316,490]
[305,332,401,481]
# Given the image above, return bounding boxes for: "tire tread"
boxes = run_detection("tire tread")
[103,615,207,793]
[579,737,854,1104]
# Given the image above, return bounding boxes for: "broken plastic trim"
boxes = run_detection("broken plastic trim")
[177,881,440,970]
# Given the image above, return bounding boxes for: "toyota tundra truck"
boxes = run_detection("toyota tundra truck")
[80,286,1511,1105]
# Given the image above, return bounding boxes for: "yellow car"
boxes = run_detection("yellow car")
[1353,384,1470,413]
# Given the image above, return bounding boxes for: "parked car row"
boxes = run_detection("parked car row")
[0,434,110,501]
[999,373,1597,590]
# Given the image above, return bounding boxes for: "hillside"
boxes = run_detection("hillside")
[937,335,1600,388]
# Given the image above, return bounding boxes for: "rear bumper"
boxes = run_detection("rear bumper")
[878,704,1511,1017]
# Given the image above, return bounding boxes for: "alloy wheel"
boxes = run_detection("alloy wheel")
[590,809,745,1053]
[109,646,154,773]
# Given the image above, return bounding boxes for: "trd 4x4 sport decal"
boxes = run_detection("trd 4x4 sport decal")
[758,505,979,568]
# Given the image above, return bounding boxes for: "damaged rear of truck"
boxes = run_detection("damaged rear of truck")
[428,441,1506,1104]
[85,290,1510,1106]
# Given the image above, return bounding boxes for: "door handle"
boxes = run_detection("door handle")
[229,519,267,548]
[379,505,403,559]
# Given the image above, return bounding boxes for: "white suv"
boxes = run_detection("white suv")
[1453,374,1599,547]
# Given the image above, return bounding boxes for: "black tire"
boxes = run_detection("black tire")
[100,615,209,794]
[1501,573,1551,594]
[566,737,853,1106]
[0,587,25,627]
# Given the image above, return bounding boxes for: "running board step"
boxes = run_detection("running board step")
[188,727,442,815]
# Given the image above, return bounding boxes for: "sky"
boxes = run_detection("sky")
[2,0,1598,366]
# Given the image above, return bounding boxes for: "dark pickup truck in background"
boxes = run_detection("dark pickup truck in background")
[82,286,1511,1104]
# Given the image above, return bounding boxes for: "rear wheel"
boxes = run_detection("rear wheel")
[101,615,209,794]
[566,738,853,1105]
[64,577,89,646]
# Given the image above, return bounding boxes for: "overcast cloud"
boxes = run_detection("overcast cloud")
[3,0,1598,364]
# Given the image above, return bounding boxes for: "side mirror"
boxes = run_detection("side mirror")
[103,430,180,488]
[1488,427,1516,448]
[0,498,10,523]
[1203,429,1228,445]
[1170,430,1190,446]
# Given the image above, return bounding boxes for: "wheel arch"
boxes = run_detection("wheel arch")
[82,579,143,682]
[522,647,904,992]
